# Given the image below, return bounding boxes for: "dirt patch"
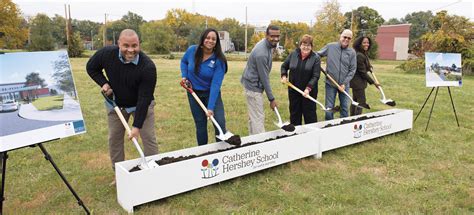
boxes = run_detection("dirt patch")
[78,152,109,170]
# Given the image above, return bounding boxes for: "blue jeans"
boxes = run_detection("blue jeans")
[187,91,226,146]
[325,82,350,120]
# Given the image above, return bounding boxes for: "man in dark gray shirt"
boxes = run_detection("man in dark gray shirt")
[317,29,357,120]
[241,25,280,134]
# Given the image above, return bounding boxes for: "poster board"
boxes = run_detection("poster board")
[0,51,85,152]
[425,52,462,87]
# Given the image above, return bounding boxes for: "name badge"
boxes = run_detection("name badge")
[208,60,215,68]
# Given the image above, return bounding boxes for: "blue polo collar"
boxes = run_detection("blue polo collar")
[118,51,139,65]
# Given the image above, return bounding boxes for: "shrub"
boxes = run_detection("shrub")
[397,58,425,74]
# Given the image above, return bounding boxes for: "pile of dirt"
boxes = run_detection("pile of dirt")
[321,113,394,129]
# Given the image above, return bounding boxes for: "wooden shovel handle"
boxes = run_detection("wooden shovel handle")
[370,70,381,85]
[320,67,344,91]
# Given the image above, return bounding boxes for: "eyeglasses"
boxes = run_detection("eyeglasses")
[300,43,312,48]
[342,36,352,40]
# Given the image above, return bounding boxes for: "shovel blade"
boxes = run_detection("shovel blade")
[381,99,396,107]
[138,159,159,170]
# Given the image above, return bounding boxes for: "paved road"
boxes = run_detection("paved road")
[0,109,68,137]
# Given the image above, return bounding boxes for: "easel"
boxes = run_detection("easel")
[414,86,460,131]
[0,142,90,214]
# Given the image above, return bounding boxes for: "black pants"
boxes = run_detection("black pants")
[350,88,366,116]
[288,90,317,125]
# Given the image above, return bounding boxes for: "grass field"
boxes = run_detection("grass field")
[3,58,473,214]
[31,95,64,111]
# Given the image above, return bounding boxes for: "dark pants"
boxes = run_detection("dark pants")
[350,88,366,116]
[288,90,317,125]
[187,91,226,146]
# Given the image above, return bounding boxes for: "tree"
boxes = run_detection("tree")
[51,14,67,47]
[52,53,76,98]
[248,31,265,51]
[0,0,28,49]
[25,72,46,100]
[270,20,310,53]
[140,21,175,54]
[68,32,84,57]
[344,6,384,38]
[401,11,473,75]
[402,11,434,49]
[99,20,128,46]
[312,0,346,51]
[25,72,46,87]
[29,14,55,51]
[162,9,220,51]
[218,18,251,52]
[121,11,145,37]
[72,19,101,41]
[420,11,473,73]
[385,18,404,25]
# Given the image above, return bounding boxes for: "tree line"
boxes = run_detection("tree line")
[0,0,472,72]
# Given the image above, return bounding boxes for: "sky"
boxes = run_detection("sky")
[426,52,462,67]
[0,51,68,86]
[13,0,473,25]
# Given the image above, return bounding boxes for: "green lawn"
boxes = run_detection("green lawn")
[3,58,473,214]
[31,95,64,111]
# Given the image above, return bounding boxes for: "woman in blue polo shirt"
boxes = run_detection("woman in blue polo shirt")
[180,28,228,146]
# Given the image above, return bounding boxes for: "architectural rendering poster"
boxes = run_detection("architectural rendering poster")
[0,51,86,152]
[425,52,462,87]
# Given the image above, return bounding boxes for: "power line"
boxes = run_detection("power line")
[431,0,462,11]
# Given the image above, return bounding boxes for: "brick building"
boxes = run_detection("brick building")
[375,24,411,60]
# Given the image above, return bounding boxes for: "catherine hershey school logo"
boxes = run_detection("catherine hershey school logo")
[201,159,219,179]
[353,124,363,138]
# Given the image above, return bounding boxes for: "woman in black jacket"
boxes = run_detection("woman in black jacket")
[350,36,380,116]
[281,34,321,125]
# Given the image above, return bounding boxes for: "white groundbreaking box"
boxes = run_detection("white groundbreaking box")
[303,108,413,151]
[115,109,413,212]
[115,126,320,213]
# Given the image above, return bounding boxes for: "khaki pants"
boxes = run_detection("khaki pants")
[244,89,265,135]
[107,101,158,170]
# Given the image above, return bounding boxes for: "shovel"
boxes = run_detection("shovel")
[283,80,340,113]
[101,91,159,170]
[180,80,241,146]
[320,68,370,110]
[273,106,295,132]
[370,71,396,106]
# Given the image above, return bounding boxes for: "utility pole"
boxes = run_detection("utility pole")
[245,6,248,59]
[103,13,108,47]
[205,18,208,29]
[64,4,69,44]
[68,4,72,43]
[90,30,94,50]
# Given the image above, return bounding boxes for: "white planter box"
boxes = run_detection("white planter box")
[115,109,412,213]
[303,108,413,152]
[115,126,320,213]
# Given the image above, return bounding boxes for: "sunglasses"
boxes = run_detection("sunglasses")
[342,36,352,40]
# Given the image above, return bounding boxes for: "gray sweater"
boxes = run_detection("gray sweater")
[317,42,357,87]
[241,39,275,101]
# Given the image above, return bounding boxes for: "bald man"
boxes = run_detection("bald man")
[87,29,158,174]
[317,29,357,120]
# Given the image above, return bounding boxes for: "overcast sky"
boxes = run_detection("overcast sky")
[13,0,473,25]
